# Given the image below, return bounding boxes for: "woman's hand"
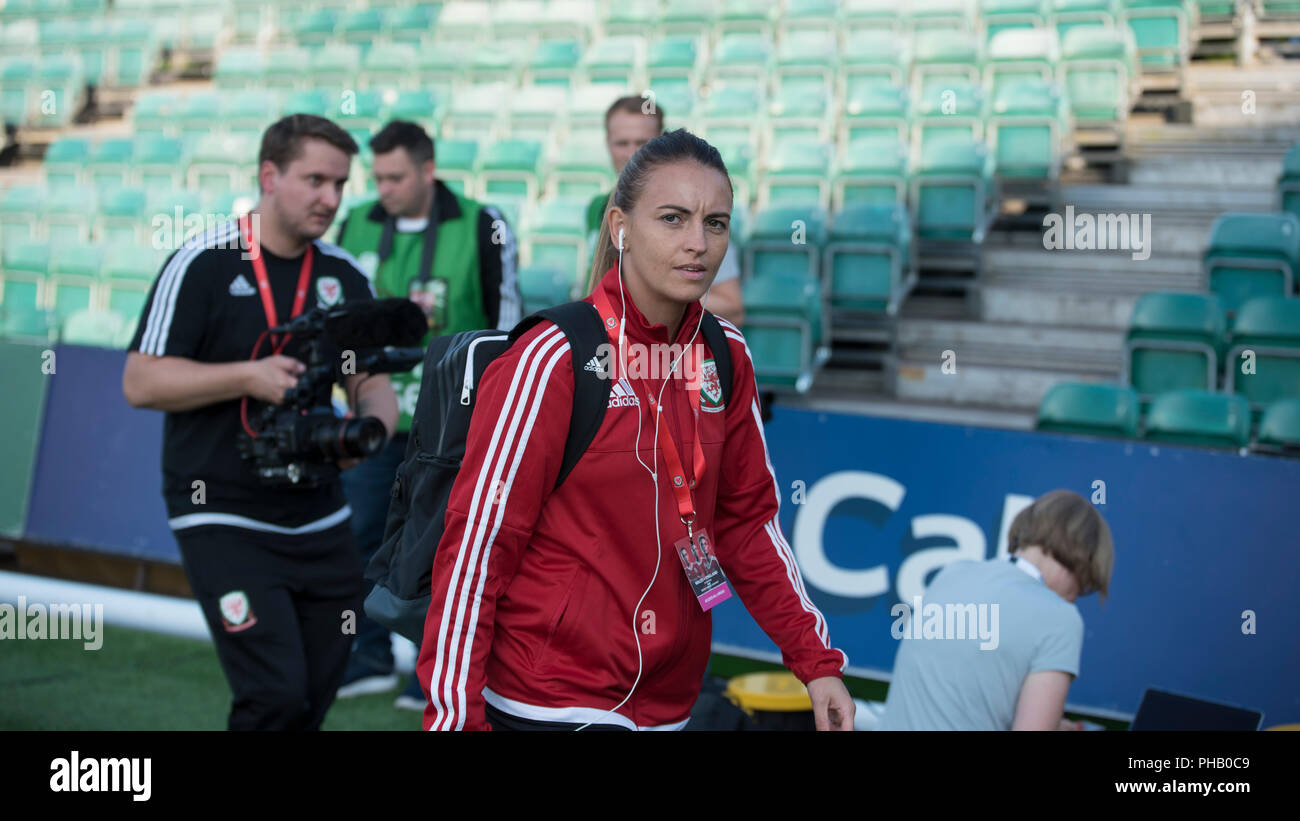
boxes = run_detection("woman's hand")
[807,677,855,731]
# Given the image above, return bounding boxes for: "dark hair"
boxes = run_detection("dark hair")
[586,128,732,293]
[258,114,358,171]
[369,120,435,166]
[604,94,666,134]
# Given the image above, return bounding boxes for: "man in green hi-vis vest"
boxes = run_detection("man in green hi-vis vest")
[334,120,521,712]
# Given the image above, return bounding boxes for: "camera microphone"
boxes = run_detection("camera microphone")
[269,299,429,349]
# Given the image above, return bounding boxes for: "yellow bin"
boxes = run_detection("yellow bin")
[725,672,815,730]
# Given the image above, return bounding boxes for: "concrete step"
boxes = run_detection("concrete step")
[985,212,1221,257]
[893,359,1111,411]
[1058,182,1277,216]
[896,319,1124,374]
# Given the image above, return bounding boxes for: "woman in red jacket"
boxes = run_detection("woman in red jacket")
[416,129,853,731]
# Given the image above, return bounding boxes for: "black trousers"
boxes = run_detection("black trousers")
[174,521,362,731]
[484,702,632,732]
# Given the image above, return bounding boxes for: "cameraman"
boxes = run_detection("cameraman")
[122,114,399,731]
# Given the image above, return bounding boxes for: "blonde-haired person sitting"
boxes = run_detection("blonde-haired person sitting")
[878,490,1114,731]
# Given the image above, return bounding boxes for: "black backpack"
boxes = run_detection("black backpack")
[364,301,735,645]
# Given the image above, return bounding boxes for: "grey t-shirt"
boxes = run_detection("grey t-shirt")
[878,557,1084,731]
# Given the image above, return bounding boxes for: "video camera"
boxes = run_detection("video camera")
[238,298,428,488]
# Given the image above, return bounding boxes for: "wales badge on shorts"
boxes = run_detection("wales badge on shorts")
[218,590,258,633]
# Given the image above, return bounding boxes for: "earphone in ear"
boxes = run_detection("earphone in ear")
[618,227,625,251]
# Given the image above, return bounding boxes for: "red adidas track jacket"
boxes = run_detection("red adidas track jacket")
[417,267,848,731]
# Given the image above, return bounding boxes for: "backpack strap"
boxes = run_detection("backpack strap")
[698,311,734,409]
[507,301,610,489]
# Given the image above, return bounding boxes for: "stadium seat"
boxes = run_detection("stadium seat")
[103,247,160,325]
[603,0,659,34]
[741,269,827,393]
[1,242,51,320]
[282,88,333,118]
[442,83,511,141]
[842,83,910,145]
[908,0,979,30]
[47,243,102,323]
[1060,25,1140,128]
[432,139,480,195]
[774,29,837,93]
[760,139,833,208]
[984,27,1059,98]
[387,89,443,126]
[86,138,136,193]
[187,134,258,192]
[743,203,828,285]
[388,4,441,45]
[910,82,986,156]
[1121,0,1192,74]
[1143,389,1250,449]
[61,307,125,348]
[41,188,96,245]
[132,136,187,192]
[720,0,776,39]
[360,43,420,90]
[841,31,911,100]
[528,38,582,86]
[1203,212,1300,317]
[1049,0,1119,40]
[224,89,280,140]
[658,0,718,34]
[833,137,910,208]
[0,298,53,341]
[294,7,339,46]
[132,90,180,140]
[310,44,362,90]
[43,137,91,190]
[711,33,774,83]
[1035,381,1142,438]
[909,135,996,242]
[910,28,983,97]
[697,81,764,147]
[518,265,576,314]
[981,0,1050,44]
[507,85,569,142]
[524,197,589,284]
[1124,291,1224,398]
[93,186,149,247]
[987,80,1071,181]
[1256,398,1300,451]
[263,47,312,91]
[478,139,545,202]
[146,188,207,249]
[767,83,834,143]
[335,89,387,147]
[214,47,264,89]
[1279,142,1300,224]
[108,18,157,88]
[646,35,702,91]
[579,35,645,87]
[1224,296,1300,411]
[0,185,42,248]
[783,0,840,30]
[844,0,906,33]
[31,54,83,128]
[715,140,757,207]
[545,138,616,199]
[823,201,915,315]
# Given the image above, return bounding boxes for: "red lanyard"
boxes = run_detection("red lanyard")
[241,214,313,352]
[591,288,706,530]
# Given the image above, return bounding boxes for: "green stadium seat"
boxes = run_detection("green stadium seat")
[775,29,837,94]
[87,137,136,193]
[47,242,101,323]
[529,38,582,86]
[988,80,1070,181]
[442,83,509,141]
[1279,142,1300,224]
[823,201,914,315]
[546,139,615,199]
[360,42,419,89]
[602,0,659,34]
[282,88,333,117]
[744,203,828,285]
[1203,212,1300,317]
[844,0,906,32]
[434,0,493,40]
[177,91,226,146]
[263,47,312,91]
[131,90,179,140]
[61,307,125,348]
[0,185,43,247]
[842,31,911,99]
[187,133,258,191]
[336,89,386,146]
[658,0,717,33]
[981,0,1050,44]
[93,186,149,247]
[579,35,645,87]
[146,188,207,249]
[43,137,91,190]
[417,41,475,91]
[698,81,764,147]
[0,299,53,341]
[1124,291,1223,398]
[647,35,701,89]
[340,8,386,50]
[507,85,569,142]
[714,140,757,208]
[132,136,187,192]
[711,33,773,82]
[294,8,339,46]
[741,269,827,393]
[834,137,909,208]
[41,187,96,245]
[310,44,362,89]
[214,47,264,89]
[1224,296,1300,410]
[909,136,995,242]
[519,265,576,315]
[524,197,589,285]
[387,88,443,127]
[760,139,832,208]
[103,247,160,322]
[985,27,1060,98]
[1,241,51,320]
[1050,0,1119,40]
[108,19,157,88]
[720,0,775,38]
[1143,389,1250,449]
[478,139,545,202]
[0,57,34,127]
[1036,381,1141,438]
[1060,23,1139,127]
[910,82,986,157]
[224,89,280,139]
[767,83,833,143]
[1122,0,1191,73]
[908,0,978,32]
[841,83,910,145]
[435,139,481,196]
[909,28,982,98]
[1256,398,1300,450]
[387,4,441,46]
[71,18,109,88]
[31,54,83,128]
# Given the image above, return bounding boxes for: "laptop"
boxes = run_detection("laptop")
[1130,688,1264,731]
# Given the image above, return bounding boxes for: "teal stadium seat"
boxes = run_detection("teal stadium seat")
[842,84,910,145]
[743,203,828,286]
[580,35,644,87]
[823,201,915,315]
[518,265,576,315]
[1,242,51,322]
[93,186,148,247]
[1121,0,1192,74]
[1036,381,1142,438]
[87,137,136,193]
[61,307,125,348]
[41,187,96,245]
[841,31,911,98]
[546,139,616,199]
[1050,0,1119,40]
[909,136,995,242]
[988,80,1071,181]
[46,243,101,324]
[1203,212,1300,317]
[529,38,582,86]
[984,27,1059,99]
[43,137,91,190]
[524,197,589,285]
[1143,389,1250,449]
[132,135,187,192]
[1060,25,1139,128]
[1256,398,1300,451]
[477,139,545,202]
[1279,142,1300,223]
[433,139,480,195]
[1224,296,1300,411]
[981,0,1050,44]
[834,136,910,207]
[910,28,983,97]
[741,264,827,393]
[760,139,832,208]
[775,30,837,94]
[767,83,833,144]
[1124,291,1223,398]
[0,185,42,247]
